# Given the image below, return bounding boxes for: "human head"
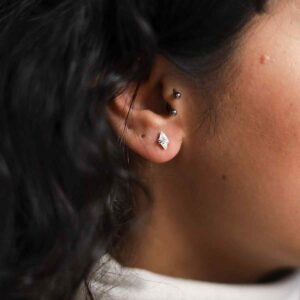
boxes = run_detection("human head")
[108,0,300,285]
[0,0,283,299]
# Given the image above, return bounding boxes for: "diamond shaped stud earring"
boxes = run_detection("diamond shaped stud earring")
[157,131,169,150]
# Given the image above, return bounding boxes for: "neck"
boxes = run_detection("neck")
[112,200,294,285]
[111,163,295,285]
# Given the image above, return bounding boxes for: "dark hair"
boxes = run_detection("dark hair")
[0,0,267,299]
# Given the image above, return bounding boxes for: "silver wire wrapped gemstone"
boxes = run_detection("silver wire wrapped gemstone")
[158,131,169,150]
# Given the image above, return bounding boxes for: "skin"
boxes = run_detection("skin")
[106,0,300,284]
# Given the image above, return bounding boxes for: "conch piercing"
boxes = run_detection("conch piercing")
[157,131,169,150]
[166,88,181,116]
[169,107,177,116]
[173,88,182,99]
[166,103,178,116]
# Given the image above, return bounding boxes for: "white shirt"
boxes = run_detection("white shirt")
[76,254,300,300]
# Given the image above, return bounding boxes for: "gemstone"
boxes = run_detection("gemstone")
[158,131,169,150]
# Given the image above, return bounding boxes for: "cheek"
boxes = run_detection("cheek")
[235,29,300,182]
[233,3,300,160]
[217,31,300,257]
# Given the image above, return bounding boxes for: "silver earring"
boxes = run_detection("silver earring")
[173,88,182,99]
[169,108,177,116]
[165,88,181,116]
[166,103,177,116]
[157,131,169,150]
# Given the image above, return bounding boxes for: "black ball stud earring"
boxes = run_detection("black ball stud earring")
[166,88,182,116]
[167,103,178,116]
[173,88,182,99]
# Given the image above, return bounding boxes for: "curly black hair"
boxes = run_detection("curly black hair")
[0,0,267,299]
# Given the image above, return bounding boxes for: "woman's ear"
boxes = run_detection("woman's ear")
[105,56,185,164]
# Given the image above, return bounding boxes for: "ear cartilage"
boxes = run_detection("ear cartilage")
[158,131,169,150]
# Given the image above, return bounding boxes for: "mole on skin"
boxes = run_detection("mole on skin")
[260,54,271,65]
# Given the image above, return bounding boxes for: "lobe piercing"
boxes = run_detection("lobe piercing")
[157,131,169,150]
